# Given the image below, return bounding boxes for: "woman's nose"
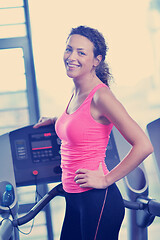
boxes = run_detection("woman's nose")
[68,50,77,61]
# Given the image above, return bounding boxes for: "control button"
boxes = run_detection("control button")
[51,156,60,161]
[33,159,41,163]
[42,158,49,162]
[33,170,39,176]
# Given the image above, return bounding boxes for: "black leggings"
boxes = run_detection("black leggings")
[60,184,125,240]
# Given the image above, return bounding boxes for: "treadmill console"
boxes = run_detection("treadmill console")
[9,125,61,186]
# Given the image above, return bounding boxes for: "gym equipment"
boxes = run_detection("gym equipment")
[0,124,61,187]
[147,118,160,180]
[0,183,160,240]
[0,124,160,240]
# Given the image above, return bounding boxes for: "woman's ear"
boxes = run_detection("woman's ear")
[94,55,102,67]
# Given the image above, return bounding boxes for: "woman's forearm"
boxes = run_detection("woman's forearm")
[104,142,153,187]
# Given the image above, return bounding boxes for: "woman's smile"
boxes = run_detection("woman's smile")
[66,61,81,71]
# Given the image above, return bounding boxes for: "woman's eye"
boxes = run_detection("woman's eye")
[78,51,85,56]
[65,48,72,53]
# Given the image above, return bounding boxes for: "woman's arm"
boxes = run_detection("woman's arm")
[75,87,153,189]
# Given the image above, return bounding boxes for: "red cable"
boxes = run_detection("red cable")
[94,188,108,240]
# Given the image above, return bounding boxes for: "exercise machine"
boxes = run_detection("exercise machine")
[147,118,160,181]
[0,124,160,240]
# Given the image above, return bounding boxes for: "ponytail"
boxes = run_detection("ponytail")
[95,61,112,87]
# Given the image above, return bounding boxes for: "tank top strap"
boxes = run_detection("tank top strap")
[84,83,108,103]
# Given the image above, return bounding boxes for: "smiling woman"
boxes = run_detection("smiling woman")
[26,1,160,239]
[34,25,153,240]
[64,26,112,87]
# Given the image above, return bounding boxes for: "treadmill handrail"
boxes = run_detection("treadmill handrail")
[148,199,160,217]
[13,183,64,227]
[123,199,144,210]
[10,183,160,227]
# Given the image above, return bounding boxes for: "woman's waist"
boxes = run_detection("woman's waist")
[61,160,109,193]
[61,147,107,163]
[61,156,109,174]
[61,168,94,193]
[61,155,106,170]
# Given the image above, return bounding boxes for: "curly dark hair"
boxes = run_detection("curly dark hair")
[67,25,112,87]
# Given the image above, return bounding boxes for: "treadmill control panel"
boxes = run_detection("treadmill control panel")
[9,124,61,186]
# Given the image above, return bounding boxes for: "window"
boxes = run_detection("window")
[0,0,26,38]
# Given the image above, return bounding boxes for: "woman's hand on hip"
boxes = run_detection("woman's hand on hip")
[74,162,107,189]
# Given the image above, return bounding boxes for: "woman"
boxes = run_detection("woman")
[34,26,153,240]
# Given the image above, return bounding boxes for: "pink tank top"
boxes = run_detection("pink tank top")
[55,83,113,193]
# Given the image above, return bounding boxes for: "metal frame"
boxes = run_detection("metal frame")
[0,183,160,240]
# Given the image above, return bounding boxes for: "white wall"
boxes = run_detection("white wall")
[28,0,154,117]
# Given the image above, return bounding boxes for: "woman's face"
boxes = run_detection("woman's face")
[64,34,98,80]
